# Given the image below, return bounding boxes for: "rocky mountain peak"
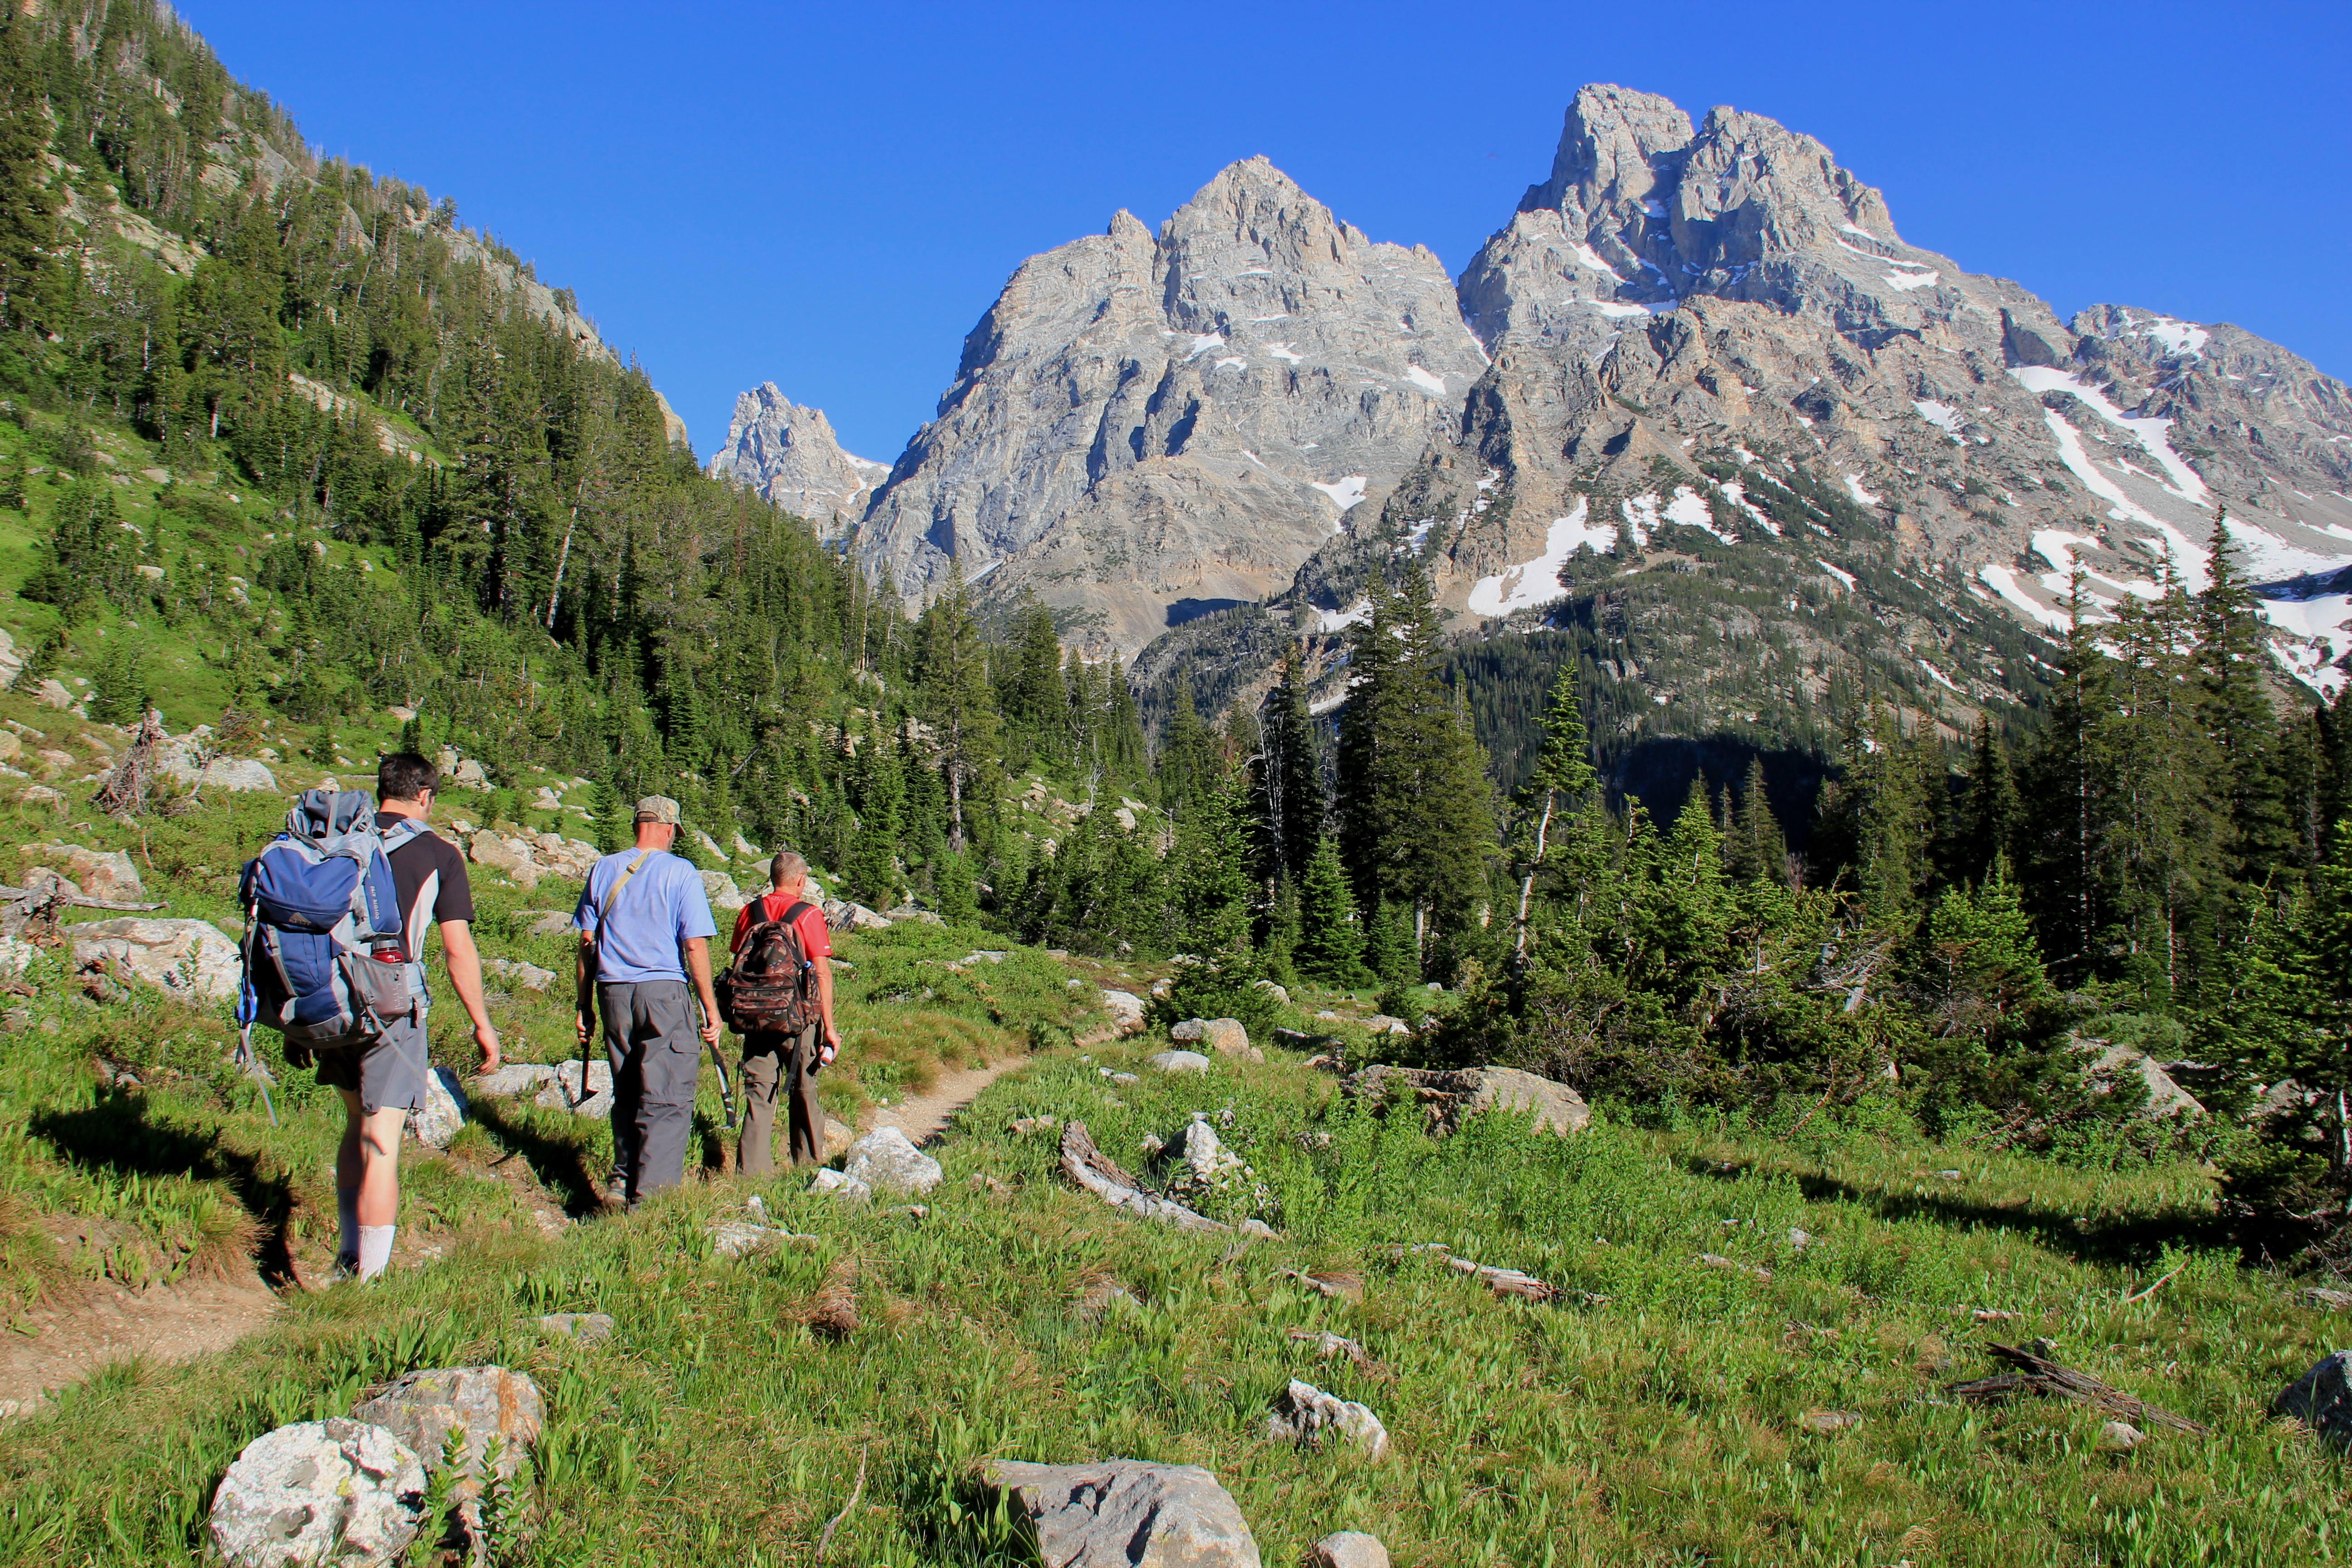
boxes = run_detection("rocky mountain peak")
[707,383,885,537]
[1520,83,1695,221]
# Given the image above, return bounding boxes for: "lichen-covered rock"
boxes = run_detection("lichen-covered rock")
[1098,989,1146,1036]
[20,842,143,901]
[1307,1532,1390,1568]
[472,1062,557,1097]
[1268,1379,1390,1460]
[701,869,745,912]
[350,1367,542,1489]
[536,1312,614,1343]
[535,1059,613,1117]
[209,1417,424,1567]
[482,957,557,993]
[843,1126,943,1196]
[466,831,541,891]
[823,897,889,931]
[1149,1050,1212,1074]
[409,1068,467,1149]
[1343,1064,1590,1137]
[69,917,241,1001]
[982,1458,1263,1566]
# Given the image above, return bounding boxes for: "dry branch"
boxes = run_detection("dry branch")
[1058,1121,1230,1233]
[1950,1343,2208,1433]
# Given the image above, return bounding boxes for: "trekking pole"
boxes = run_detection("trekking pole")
[701,995,736,1130]
[236,1023,279,1127]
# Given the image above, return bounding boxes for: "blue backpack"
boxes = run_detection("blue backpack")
[236,790,421,1058]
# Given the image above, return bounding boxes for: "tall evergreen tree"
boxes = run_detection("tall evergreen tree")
[1293,832,1369,987]
[1509,662,1601,971]
[1725,755,1789,887]
[2197,505,2291,882]
[913,565,1000,852]
[0,12,54,334]
[1259,645,1324,887]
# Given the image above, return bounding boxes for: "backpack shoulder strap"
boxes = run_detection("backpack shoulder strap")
[379,816,430,851]
[598,849,655,924]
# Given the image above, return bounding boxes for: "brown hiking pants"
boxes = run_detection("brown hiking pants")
[739,1024,825,1175]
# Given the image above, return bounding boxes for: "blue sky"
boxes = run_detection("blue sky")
[180,0,2349,466]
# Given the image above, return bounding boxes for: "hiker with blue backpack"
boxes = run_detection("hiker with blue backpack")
[236,755,500,1284]
[573,795,722,1209]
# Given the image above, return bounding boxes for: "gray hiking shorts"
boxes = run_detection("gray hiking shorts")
[314,1011,432,1116]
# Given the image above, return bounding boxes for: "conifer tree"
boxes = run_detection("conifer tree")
[1725,755,1789,887]
[1171,767,1255,955]
[842,722,903,908]
[1952,714,2020,885]
[913,565,1000,852]
[2197,505,2290,882]
[1293,831,1369,987]
[1259,645,1323,886]
[1362,897,1418,986]
[1157,683,1218,818]
[1509,661,1601,977]
[0,13,55,334]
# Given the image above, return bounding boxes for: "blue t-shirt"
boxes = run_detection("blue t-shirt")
[573,849,718,984]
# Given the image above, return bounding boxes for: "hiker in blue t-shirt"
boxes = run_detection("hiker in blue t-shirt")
[572,795,721,1208]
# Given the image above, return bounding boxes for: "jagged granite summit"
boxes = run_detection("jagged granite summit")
[708,383,886,536]
[849,157,1490,652]
[725,86,2352,704]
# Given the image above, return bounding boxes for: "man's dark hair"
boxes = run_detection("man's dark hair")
[378,752,438,804]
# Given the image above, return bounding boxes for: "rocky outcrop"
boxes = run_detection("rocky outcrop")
[841,1126,943,1197]
[981,1458,1263,1567]
[1267,1379,1390,1461]
[855,157,1490,655]
[707,383,887,535]
[19,843,143,901]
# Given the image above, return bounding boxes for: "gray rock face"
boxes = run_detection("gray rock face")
[843,1125,943,1196]
[856,157,1491,655]
[536,1059,614,1117]
[708,382,887,535]
[981,1458,1263,1567]
[68,917,241,1001]
[349,1367,542,1490]
[2274,1350,2352,1445]
[209,1417,425,1567]
[21,842,142,900]
[1268,1379,1391,1460]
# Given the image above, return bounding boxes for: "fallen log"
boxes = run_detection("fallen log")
[1950,1342,2209,1434]
[1058,1120,1230,1234]
[0,883,163,912]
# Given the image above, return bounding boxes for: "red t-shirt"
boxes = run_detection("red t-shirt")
[730,891,832,961]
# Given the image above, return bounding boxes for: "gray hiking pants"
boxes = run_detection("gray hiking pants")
[739,1025,824,1175]
[599,980,699,1203]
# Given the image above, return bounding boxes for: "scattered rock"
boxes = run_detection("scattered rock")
[1010,1115,1063,1136]
[1107,1071,1138,1084]
[1200,1019,1252,1057]
[1798,1409,1862,1435]
[68,917,241,1001]
[1160,1116,1267,1214]
[1287,1328,1372,1367]
[20,842,143,901]
[823,898,890,931]
[810,1167,873,1203]
[883,904,942,925]
[2275,1350,2352,1445]
[1149,976,1173,1000]
[350,1366,542,1497]
[1307,1532,1390,1568]
[708,1220,816,1257]
[981,1458,1263,1568]
[843,1125,944,1196]
[527,911,575,938]
[32,678,74,711]
[1171,1018,1208,1042]
[701,869,746,912]
[1251,979,1290,1006]
[1363,1014,1410,1036]
[2300,1288,2352,1312]
[1342,1064,1590,1137]
[1060,1120,1233,1234]
[2084,1041,2207,1120]
[466,830,541,891]
[154,740,277,793]
[1098,989,1146,1037]
[1268,1379,1391,1461]
[2098,1419,2147,1452]
[20,784,66,810]
[471,1063,557,1097]
[535,1059,614,1117]
[1149,1050,1212,1074]
[449,759,490,789]
[209,1418,425,1568]
[535,1313,614,1343]
[1788,1228,1814,1252]
[409,1068,467,1149]
[481,957,557,993]
[824,1117,854,1160]
[530,835,601,881]
[1698,1253,1773,1282]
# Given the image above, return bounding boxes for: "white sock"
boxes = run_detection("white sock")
[356,1224,396,1281]
[336,1189,360,1266]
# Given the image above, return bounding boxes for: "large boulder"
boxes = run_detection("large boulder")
[209,1417,425,1567]
[981,1458,1262,1567]
[1267,1379,1390,1461]
[350,1366,542,1486]
[409,1068,467,1149]
[1343,1064,1590,1137]
[536,1059,614,1117]
[69,917,241,1001]
[843,1126,943,1196]
[20,842,143,901]
[531,835,601,881]
[1149,1050,1212,1074]
[823,898,890,931]
[2275,1350,2352,1446]
[700,869,746,913]
[154,738,278,793]
[482,958,557,994]
[2085,1043,2206,1120]
[472,1063,557,1098]
[1098,989,1146,1037]
[466,831,541,892]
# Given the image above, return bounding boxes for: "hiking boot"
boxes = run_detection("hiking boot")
[323,1254,360,1287]
[600,1176,629,1211]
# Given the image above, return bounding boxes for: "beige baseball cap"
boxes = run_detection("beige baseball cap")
[634,795,682,824]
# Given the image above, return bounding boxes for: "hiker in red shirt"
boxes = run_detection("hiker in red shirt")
[730,850,841,1172]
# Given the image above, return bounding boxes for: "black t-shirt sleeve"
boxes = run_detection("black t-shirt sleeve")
[425,834,474,925]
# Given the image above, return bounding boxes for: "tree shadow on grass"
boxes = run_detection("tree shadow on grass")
[466,1096,605,1219]
[1682,1154,2239,1270]
[29,1087,301,1288]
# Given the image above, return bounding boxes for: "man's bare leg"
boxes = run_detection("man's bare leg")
[335,1090,407,1279]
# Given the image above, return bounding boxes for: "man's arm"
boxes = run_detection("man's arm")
[813,954,839,1060]
[574,934,597,1045]
[683,936,721,1045]
[437,920,501,1071]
